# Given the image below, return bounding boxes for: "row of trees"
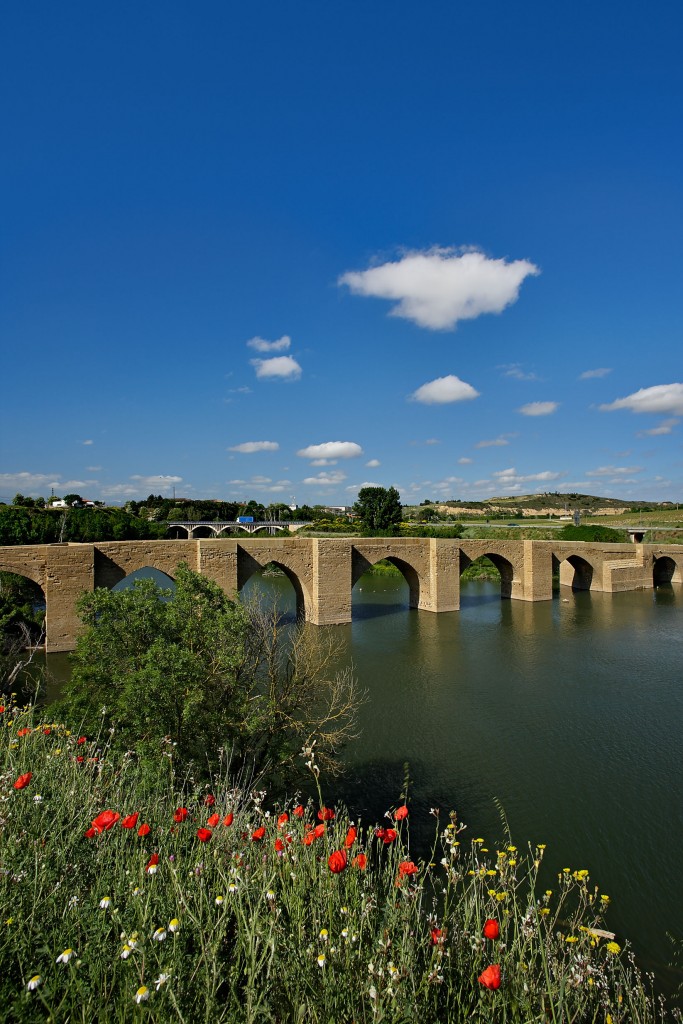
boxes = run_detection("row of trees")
[0,506,167,546]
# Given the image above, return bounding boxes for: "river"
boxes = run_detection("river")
[40,570,683,997]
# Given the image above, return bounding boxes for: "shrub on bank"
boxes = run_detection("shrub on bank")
[0,702,677,1024]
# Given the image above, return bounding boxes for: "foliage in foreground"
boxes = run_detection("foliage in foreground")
[58,566,363,785]
[1,703,678,1024]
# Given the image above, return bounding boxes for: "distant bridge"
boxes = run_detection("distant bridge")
[165,520,312,537]
[0,537,680,652]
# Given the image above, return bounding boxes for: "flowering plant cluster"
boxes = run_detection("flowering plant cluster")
[0,700,677,1023]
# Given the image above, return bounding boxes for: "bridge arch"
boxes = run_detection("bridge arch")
[553,552,595,591]
[351,553,421,608]
[111,566,176,592]
[459,551,515,598]
[653,555,680,586]
[237,556,310,620]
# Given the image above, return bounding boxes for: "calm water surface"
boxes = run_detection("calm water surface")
[43,572,683,993]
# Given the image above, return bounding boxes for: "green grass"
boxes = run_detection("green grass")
[0,701,678,1023]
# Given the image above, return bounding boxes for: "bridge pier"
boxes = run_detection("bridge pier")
[45,544,95,652]
[520,540,553,601]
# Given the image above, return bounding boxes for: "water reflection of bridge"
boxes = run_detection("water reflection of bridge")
[1,538,680,652]
[165,520,312,537]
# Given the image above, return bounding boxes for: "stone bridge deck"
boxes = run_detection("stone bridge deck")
[0,538,680,652]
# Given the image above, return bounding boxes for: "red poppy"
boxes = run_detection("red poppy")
[352,853,367,870]
[17,727,31,737]
[173,807,189,823]
[77,736,87,745]
[478,965,501,990]
[313,823,325,839]
[84,827,96,838]
[0,706,5,713]
[277,812,289,829]
[121,812,139,829]
[13,772,32,790]
[483,919,500,941]
[204,794,215,806]
[431,928,443,945]
[146,852,159,872]
[197,827,212,843]
[398,860,418,877]
[207,813,220,827]
[375,827,397,844]
[317,807,335,821]
[274,838,285,853]
[293,805,305,818]
[76,755,85,763]
[222,812,234,827]
[394,805,409,821]
[137,823,151,837]
[251,826,266,841]
[91,810,120,832]
[344,827,357,849]
[43,728,51,736]
[328,849,348,874]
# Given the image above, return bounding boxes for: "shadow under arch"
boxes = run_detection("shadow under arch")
[110,566,177,593]
[459,552,515,599]
[653,556,678,586]
[351,553,421,609]
[0,569,46,643]
[553,553,594,591]
[237,558,308,621]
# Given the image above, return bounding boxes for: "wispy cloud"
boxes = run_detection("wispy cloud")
[637,418,679,437]
[600,383,683,416]
[410,375,480,404]
[251,356,302,380]
[228,441,279,453]
[366,459,381,467]
[585,465,644,477]
[518,401,559,416]
[475,436,511,448]
[246,334,291,353]
[0,471,62,493]
[579,367,612,380]
[499,363,539,381]
[130,474,183,488]
[82,439,94,446]
[339,247,539,330]
[457,457,473,464]
[492,467,562,488]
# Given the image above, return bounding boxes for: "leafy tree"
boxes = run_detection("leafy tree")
[353,486,403,534]
[63,493,83,506]
[60,566,363,782]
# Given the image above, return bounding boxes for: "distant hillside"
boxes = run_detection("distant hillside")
[411,493,677,518]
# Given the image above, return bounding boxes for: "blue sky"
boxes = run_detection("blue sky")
[2,2,682,506]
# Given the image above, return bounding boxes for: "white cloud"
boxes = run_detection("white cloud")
[251,356,302,380]
[0,472,62,493]
[228,441,279,453]
[100,484,143,498]
[585,465,644,477]
[82,439,94,445]
[246,334,291,353]
[580,367,612,380]
[637,418,679,437]
[297,441,363,461]
[130,474,183,488]
[475,436,510,448]
[345,481,381,492]
[366,459,381,467]
[410,375,480,405]
[303,470,347,486]
[457,457,473,464]
[228,386,252,395]
[86,466,102,472]
[600,383,683,416]
[518,401,559,417]
[338,247,539,330]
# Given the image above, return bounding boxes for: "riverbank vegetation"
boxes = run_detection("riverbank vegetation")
[1,700,678,1024]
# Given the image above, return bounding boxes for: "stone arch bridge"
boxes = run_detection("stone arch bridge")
[1,538,680,652]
